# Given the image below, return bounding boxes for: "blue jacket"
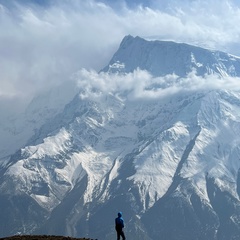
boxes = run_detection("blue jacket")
[115,212,124,231]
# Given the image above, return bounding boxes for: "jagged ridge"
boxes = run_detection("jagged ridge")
[103,35,240,77]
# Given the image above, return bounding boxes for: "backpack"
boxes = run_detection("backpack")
[115,217,124,230]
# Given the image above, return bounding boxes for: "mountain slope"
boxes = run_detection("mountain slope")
[0,80,78,161]
[103,35,240,77]
[1,36,240,240]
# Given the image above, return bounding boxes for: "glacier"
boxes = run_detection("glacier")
[1,36,240,240]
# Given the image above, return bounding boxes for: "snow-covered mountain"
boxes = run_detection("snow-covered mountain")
[0,80,79,161]
[103,35,240,77]
[1,36,240,240]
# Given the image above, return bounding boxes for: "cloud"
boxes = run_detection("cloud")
[1,0,240,104]
[0,1,123,100]
[75,68,240,101]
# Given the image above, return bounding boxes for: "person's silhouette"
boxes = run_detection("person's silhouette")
[115,212,126,240]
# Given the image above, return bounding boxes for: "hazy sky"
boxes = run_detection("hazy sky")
[1,0,240,104]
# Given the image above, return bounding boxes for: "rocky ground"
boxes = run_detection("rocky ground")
[0,236,97,240]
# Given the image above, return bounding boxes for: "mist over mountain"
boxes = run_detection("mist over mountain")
[1,36,240,240]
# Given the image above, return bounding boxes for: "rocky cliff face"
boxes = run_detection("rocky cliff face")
[1,36,240,240]
[103,35,240,77]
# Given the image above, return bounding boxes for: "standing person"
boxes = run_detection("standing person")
[115,211,126,240]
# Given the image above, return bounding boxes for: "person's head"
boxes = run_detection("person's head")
[118,212,122,217]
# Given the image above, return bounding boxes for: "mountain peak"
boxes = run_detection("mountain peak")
[120,34,134,44]
[103,35,240,77]
[119,35,142,47]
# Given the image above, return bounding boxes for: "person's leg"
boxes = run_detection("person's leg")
[120,230,126,240]
[117,231,121,240]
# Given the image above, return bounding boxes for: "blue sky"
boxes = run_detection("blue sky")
[1,0,240,103]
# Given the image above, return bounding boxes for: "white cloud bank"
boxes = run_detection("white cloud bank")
[1,0,240,103]
[76,68,240,100]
